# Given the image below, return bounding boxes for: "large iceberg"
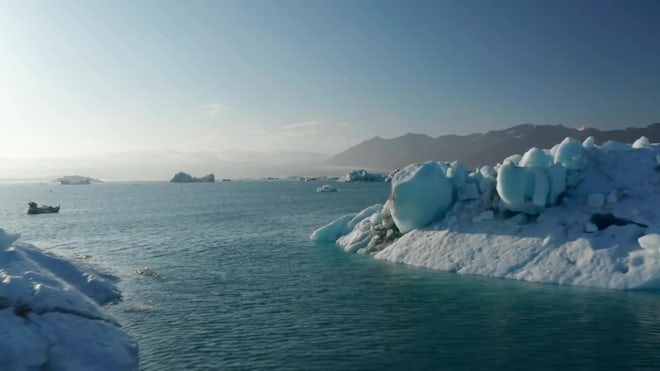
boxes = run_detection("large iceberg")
[311,137,660,290]
[0,229,138,370]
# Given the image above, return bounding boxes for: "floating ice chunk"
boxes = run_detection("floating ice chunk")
[497,162,547,214]
[633,136,650,148]
[554,137,586,169]
[587,193,605,208]
[316,184,338,192]
[390,161,455,233]
[583,136,596,148]
[136,267,167,280]
[638,234,660,251]
[313,136,660,290]
[520,147,552,168]
[310,214,356,242]
[497,162,531,213]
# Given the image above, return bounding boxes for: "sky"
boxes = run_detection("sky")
[1,0,660,177]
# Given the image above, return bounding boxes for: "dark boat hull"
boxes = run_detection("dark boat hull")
[27,206,60,214]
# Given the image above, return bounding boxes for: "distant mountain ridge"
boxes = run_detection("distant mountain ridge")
[326,123,660,170]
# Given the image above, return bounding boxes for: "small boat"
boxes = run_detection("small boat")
[316,184,339,192]
[27,201,60,214]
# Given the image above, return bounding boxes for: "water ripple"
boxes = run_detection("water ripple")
[2,182,660,370]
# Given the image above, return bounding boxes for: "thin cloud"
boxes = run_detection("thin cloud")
[281,120,319,130]
[336,122,350,127]
[206,103,227,116]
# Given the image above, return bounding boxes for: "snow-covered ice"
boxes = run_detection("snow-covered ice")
[0,229,137,370]
[311,137,660,290]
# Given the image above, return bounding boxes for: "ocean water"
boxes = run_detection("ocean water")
[2,181,660,370]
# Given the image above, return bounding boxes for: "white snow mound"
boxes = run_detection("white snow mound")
[0,229,138,370]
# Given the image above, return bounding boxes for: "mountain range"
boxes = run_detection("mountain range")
[326,123,660,170]
[5,124,660,181]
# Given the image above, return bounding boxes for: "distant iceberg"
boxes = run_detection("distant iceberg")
[0,229,137,370]
[170,171,215,183]
[316,184,339,192]
[56,175,100,185]
[312,137,660,290]
[338,169,385,182]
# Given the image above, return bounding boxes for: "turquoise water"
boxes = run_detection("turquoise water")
[2,181,660,370]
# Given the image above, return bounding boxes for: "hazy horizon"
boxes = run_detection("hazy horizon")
[2,0,660,179]
[0,148,351,181]
[4,121,660,181]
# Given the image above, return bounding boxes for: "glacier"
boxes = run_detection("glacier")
[311,137,660,290]
[0,229,138,370]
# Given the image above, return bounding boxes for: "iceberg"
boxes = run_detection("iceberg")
[170,171,215,183]
[311,136,660,290]
[338,169,385,182]
[0,229,137,370]
[316,184,339,192]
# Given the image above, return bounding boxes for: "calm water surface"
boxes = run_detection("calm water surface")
[2,181,660,370]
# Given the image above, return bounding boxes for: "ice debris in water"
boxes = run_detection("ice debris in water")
[136,267,167,280]
[311,136,660,290]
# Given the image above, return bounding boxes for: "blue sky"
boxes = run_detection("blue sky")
[1,0,659,159]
